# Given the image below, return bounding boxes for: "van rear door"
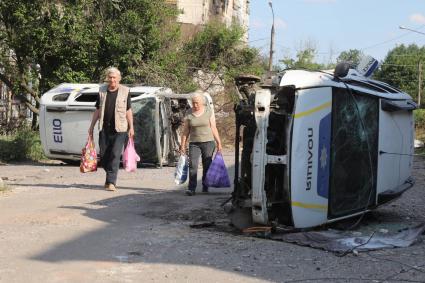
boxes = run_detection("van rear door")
[132,96,162,166]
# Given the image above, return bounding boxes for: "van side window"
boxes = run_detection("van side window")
[344,80,387,93]
[75,93,98,102]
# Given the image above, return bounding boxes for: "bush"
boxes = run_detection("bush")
[414,109,425,129]
[183,22,265,81]
[0,127,45,162]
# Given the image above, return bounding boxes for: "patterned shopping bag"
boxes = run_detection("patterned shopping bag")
[80,137,97,173]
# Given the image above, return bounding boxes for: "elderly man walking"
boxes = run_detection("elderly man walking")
[88,67,134,191]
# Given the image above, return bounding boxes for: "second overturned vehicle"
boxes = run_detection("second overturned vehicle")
[229,63,417,229]
[39,84,213,167]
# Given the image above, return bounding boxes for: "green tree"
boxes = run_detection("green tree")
[0,0,179,115]
[0,1,264,123]
[183,22,264,78]
[89,0,180,83]
[337,49,364,67]
[374,44,425,102]
[135,22,265,94]
[280,46,326,70]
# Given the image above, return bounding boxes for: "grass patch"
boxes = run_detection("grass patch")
[415,146,425,157]
[0,185,8,193]
[0,178,9,193]
[0,126,45,162]
[416,127,425,141]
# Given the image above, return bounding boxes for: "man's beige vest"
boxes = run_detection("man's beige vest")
[98,84,130,132]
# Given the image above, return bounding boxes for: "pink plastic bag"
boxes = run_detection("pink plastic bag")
[123,138,140,172]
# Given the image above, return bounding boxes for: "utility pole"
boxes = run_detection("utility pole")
[268,0,275,72]
[419,61,423,107]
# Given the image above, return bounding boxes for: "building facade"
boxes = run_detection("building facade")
[166,0,250,42]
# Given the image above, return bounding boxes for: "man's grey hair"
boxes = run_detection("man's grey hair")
[105,67,121,80]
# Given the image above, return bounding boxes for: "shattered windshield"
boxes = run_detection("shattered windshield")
[329,88,378,218]
[132,97,158,164]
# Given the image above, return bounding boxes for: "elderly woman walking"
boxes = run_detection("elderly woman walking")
[88,67,134,191]
[180,93,222,196]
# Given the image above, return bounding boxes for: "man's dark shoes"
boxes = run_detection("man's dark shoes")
[185,190,195,196]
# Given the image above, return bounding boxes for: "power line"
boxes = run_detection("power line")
[361,24,425,51]
[248,37,268,43]
[381,63,418,67]
[390,54,425,57]
[260,24,425,57]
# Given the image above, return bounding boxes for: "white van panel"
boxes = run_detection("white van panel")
[291,87,332,228]
[44,108,99,156]
[377,108,414,195]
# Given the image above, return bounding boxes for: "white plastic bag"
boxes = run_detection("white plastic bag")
[174,154,188,185]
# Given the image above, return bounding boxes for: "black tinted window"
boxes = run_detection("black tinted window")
[345,80,387,93]
[75,92,98,102]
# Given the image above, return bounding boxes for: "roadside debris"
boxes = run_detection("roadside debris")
[269,223,425,254]
[189,222,216,228]
[242,226,273,238]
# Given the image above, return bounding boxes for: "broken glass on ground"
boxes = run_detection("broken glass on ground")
[270,223,425,254]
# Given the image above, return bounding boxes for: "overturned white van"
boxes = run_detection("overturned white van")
[230,64,417,229]
[39,84,210,166]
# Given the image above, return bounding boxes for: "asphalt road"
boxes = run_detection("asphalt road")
[0,152,424,283]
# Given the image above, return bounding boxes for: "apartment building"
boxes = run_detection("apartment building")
[166,0,250,41]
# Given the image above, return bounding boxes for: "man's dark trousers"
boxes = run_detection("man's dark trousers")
[99,129,127,185]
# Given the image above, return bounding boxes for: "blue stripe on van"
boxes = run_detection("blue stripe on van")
[317,113,331,199]
[365,60,379,77]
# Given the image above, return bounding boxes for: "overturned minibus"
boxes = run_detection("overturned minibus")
[229,65,417,229]
[39,84,211,166]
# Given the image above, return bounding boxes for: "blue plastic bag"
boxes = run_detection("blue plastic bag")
[174,154,188,185]
[204,152,231,188]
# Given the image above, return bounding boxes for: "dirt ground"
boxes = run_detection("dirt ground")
[1,152,425,283]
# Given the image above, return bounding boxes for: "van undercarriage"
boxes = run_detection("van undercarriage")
[231,76,296,228]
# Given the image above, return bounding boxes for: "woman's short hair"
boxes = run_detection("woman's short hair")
[105,67,121,81]
[191,91,207,105]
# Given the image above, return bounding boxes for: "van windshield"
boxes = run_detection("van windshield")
[133,97,158,164]
[329,87,378,218]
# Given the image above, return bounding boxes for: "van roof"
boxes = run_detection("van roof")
[278,70,412,100]
[42,83,99,96]
[40,83,201,105]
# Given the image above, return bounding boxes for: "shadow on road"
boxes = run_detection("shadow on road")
[27,162,280,279]
[19,157,425,282]
[8,182,161,192]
